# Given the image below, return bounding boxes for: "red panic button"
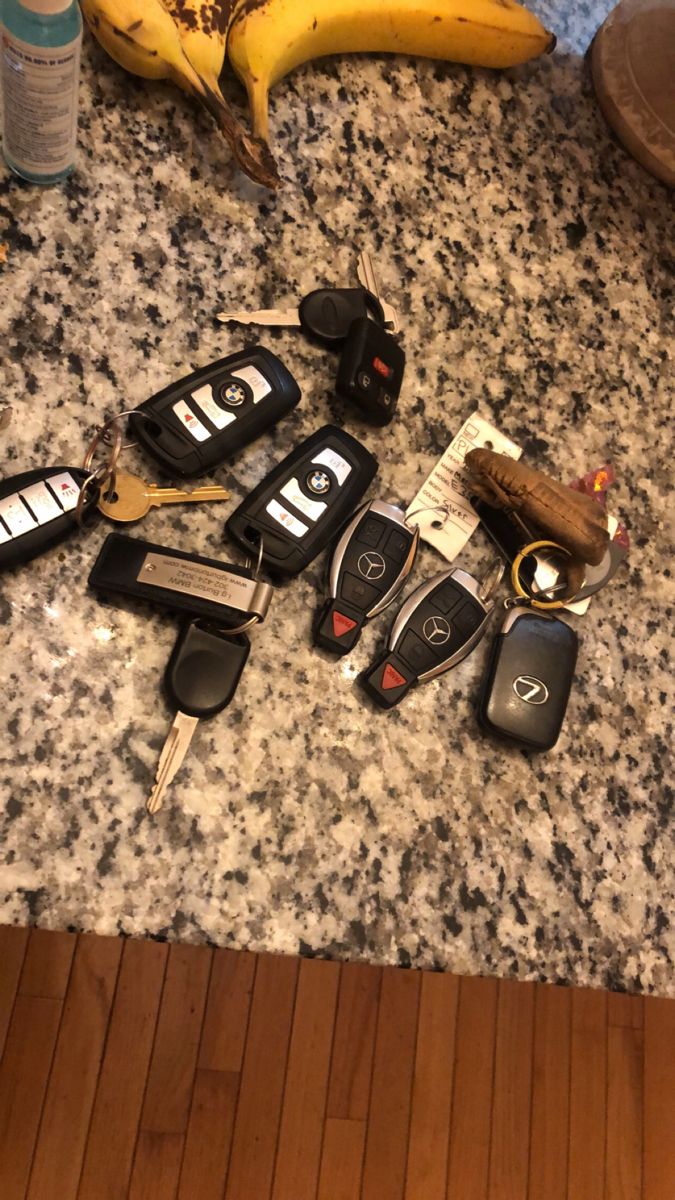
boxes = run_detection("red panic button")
[382,663,407,690]
[333,611,358,638]
[372,356,393,380]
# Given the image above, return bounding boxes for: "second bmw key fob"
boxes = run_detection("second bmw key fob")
[128,346,301,477]
[314,500,419,654]
[361,567,494,708]
[225,426,378,578]
[478,609,578,750]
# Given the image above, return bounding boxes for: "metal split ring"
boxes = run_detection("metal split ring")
[98,408,154,453]
[511,540,577,610]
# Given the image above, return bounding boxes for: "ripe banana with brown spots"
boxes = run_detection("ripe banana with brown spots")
[226,0,556,144]
[80,0,279,186]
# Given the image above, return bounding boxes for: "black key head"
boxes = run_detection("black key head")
[298,288,385,346]
[165,620,251,718]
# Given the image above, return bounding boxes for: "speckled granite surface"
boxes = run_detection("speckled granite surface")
[0,2,672,994]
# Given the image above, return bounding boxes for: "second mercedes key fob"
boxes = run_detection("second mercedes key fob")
[225,425,378,578]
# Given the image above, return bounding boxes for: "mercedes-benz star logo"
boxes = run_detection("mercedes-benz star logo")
[513,675,549,705]
[357,551,386,581]
[423,615,451,645]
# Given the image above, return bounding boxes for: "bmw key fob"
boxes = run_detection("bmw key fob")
[478,609,578,750]
[225,426,378,578]
[128,346,301,477]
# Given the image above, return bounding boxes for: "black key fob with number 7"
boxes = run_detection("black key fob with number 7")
[478,609,578,751]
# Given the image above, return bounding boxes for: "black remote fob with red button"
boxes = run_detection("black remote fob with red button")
[225,426,378,579]
[128,346,301,477]
[336,318,405,426]
[314,500,419,655]
[361,567,494,708]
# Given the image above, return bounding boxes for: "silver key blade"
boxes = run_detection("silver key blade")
[215,308,302,327]
[356,251,400,334]
[147,711,199,814]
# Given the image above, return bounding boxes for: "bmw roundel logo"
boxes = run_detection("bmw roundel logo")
[422,615,451,645]
[306,469,331,495]
[221,381,246,406]
[513,675,549,705]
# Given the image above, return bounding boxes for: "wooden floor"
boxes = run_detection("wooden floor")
[0,928,673,1199]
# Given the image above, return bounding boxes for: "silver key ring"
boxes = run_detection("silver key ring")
[405,501,451,531]
[216,536,267,638]
[97,408,156,453]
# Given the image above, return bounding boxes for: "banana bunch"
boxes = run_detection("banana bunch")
[227,0,556,145]
[81,0,555,188]
[79,0,279,187]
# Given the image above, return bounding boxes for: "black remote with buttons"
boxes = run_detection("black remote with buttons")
[336,318,405,426]
[478,609,578,750]
[0,466,97,571]
[314,500,419,655]
[128,346,301,477]
[226,425,378,578]
[361,567,494,708]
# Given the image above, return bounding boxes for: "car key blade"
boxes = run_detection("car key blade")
[147,711,198,813]
[216,308,302,327]
[356,250,400,333]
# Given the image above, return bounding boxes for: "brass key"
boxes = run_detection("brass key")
[98,472,230,523]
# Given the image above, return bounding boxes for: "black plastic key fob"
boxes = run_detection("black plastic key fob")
[299,288,385,346]
[336,318,405,426]
[478,609,578,750]
[225,425,378,579]
[314,500,419,655]
[361,567,494,708]
[0,466,97,571]
[128,346,301,478]
[165,620,251,718]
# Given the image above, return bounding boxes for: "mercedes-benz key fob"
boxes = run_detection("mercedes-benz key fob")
[225,426,378,579]
[361,567,494,708]
[478,609,578,750]
[128,346,301,477]
[314,500,419,655]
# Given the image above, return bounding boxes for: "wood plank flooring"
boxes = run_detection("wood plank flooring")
[0,925,673,1200]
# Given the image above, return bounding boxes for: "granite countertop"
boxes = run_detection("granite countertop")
[0,1,672,995]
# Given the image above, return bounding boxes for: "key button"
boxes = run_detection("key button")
[341,572,380,609]
[430,582,464,614]
[384,528,410,562]
[398,630,439,673]
[454,602,484,636]
[356,517,384,548]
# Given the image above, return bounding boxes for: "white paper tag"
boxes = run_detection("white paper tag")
[406,412,522,562]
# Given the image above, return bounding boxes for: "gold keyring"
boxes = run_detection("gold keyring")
[511,540,577,610]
